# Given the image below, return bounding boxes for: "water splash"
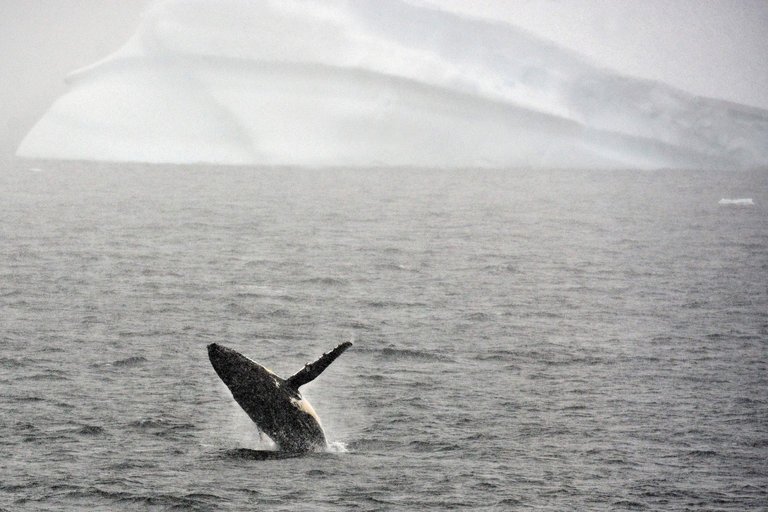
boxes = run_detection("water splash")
[228,405,277,451]
[325,441,349,453]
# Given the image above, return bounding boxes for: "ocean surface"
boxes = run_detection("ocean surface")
[1,162,766,511]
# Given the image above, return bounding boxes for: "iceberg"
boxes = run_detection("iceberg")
[16,0,768,169]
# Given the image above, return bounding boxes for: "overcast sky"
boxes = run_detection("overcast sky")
[2,0,767,158]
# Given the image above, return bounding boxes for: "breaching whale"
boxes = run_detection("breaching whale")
[207,341,352,452]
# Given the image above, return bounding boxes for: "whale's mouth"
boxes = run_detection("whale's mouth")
[208,343,236,362]
[207,343,240,380]
[207,343,222,364]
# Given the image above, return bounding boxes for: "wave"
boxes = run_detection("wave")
[377,347,453,362]
[234,291,298,302]
[684,449,719,458]
[346,438,401,451]
[341,320,375,331]
[221,448,303,461]
[111,356,148,367]
[50,487,223,510]
[21,370,70,381]
[129,418,171,429]
[365,300,427,309]
[300,277,349,286]
[473,349,518,362]
[375,263,420,272]
[129,417,197,435]
[0,357,28,368]
[76,425,106,436]
[464,311,495,321]
[408,439,461,453]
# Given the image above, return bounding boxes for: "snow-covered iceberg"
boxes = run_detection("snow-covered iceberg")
[17,0,768,169]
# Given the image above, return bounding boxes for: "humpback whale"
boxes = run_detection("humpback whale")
[207,341,352,452]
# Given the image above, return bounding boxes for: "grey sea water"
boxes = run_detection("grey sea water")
[1,162,766,511]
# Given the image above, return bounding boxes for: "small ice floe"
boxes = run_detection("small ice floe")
[718,198,754,206]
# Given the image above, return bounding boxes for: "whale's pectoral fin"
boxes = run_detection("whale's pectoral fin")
[286,341,353,390]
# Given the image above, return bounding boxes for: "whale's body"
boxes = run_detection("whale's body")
[207,342,352,452]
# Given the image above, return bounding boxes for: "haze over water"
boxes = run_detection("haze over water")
[1,162,766,510]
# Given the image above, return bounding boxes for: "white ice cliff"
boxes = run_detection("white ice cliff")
[16,0,768,169]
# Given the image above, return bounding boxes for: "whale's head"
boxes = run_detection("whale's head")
[207,343,285,398]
